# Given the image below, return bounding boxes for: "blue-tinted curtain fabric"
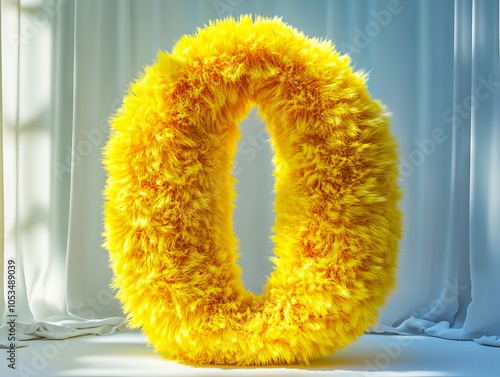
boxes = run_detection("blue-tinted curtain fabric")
[372,0,500,347]
[1,0,499,347]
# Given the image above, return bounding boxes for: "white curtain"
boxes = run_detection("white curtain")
[1,0,499,348]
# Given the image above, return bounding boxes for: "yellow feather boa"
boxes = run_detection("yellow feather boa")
[103,15,402,366]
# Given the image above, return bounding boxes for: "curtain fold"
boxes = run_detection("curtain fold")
[1,0,499,348]
[1,0,125,344]
[374,0,500,346]
[464,0,500,345]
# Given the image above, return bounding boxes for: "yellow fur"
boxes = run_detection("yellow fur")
[103,15,402,366]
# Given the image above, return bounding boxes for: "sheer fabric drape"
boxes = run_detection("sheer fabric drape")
[1,0,498,347]
[373,0,500,347]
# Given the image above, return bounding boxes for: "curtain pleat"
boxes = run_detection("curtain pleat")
[1,0,499,347]
[374,0,500,347]
[463,0,500,345]
[1,0,125,342]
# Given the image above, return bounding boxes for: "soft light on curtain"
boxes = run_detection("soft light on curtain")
[1,0,499,348]
[373,0,500,347]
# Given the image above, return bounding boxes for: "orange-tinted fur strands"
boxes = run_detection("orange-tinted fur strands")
[103,15,402,366]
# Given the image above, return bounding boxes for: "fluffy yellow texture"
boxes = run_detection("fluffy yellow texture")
[103,15,402,366]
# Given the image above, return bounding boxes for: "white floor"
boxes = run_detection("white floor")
[4,330,500,377]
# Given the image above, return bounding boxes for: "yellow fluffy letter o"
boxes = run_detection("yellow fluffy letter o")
[104,16,402,366]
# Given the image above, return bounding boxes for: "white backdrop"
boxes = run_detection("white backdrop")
[1,0,499,347]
